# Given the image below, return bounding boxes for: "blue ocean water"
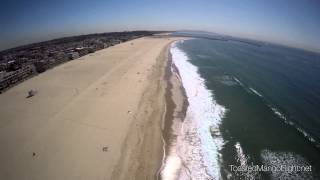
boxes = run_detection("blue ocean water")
[172,39,320,179]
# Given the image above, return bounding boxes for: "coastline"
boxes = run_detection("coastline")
[161,40,227,179]
[170,37,320,179]
[159,41,189,180]
[110,40,177,180]
[0,37,182,180]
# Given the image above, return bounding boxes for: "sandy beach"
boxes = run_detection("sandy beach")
[0,36,183,180]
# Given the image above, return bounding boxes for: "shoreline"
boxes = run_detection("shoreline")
[110,40,174,180]
[0,37,182,180]
[159,40,189,179]
[161,40,227,179]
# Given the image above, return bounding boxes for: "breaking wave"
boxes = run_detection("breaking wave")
[261,150,315,179]
[161,40,226,179]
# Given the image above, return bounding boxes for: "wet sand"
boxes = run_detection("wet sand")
[0,36,183,180]
[160,45,189,180]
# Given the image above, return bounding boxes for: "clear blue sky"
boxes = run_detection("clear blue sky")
[1,0,319,52]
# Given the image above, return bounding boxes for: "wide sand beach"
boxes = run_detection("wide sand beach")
[0,36,183,180]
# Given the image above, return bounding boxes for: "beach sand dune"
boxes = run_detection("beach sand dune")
[0,37,179,180]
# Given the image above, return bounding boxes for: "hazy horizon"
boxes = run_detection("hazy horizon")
[1,0,319,52]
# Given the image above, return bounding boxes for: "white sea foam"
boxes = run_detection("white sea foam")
[271,107,287,121]
[233,77,243,86]
[235,142,248,166]
[161,40,226,179]
[261,150,314,179]
[234,142,259,179]
[249,87,263,97]
[247,85,317,147]
[270,106,317,144]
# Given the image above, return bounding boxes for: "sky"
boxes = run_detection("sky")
[1,0,320,52]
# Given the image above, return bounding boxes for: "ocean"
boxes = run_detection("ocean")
[167,39,320,179]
